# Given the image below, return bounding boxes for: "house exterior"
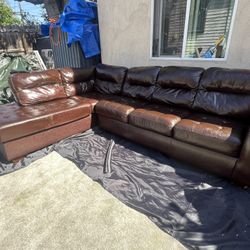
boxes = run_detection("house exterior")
[98,0,250,69]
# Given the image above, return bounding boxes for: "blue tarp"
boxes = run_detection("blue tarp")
[40,23,50,37]
[59,0,100,58]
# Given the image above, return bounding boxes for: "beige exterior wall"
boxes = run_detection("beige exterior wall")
[98,0,250,69]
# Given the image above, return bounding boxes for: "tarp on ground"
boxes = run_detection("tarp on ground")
[1,128,250,250]
[0,53,46,105]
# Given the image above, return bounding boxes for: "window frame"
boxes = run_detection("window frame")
[150,0,239,61]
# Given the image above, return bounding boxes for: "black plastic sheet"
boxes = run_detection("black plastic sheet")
[1,128,250,249]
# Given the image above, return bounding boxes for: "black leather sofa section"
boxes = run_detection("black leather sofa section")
[92,64,250,186]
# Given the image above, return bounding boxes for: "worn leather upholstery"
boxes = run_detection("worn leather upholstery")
[94,64,128,94]
[152,66,204,108]
[174,113,246,157]
[63,81,94,97]
[0,96,91,143]
[98,116,237,178]
[59,67,95,97]
[95,100,135,122]
[59,67,95,84]
[129,104,190,136]
[122,66,161,100]
[193,67,250,118]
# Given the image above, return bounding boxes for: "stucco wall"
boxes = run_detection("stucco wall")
[98,0,250,69]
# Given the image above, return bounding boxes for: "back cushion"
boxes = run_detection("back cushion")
[9,67,96,106]
[59,67,95,84]
[9,69,66,106]
[193,67,250,118]
[152,66,204,108]
[94,64,128,94]
[10,69,61,91]
[59,67,95,97]
[122,66,161,100]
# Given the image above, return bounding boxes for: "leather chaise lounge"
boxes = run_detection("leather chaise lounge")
[0,64,250,187]
[0,68,94,161]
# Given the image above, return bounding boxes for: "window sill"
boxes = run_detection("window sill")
[150,56,227,62]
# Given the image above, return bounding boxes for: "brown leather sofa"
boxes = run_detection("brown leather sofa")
[0,64,250,186]
[0,68,94,161]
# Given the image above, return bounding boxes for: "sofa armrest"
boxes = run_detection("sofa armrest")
[232,127,250,186]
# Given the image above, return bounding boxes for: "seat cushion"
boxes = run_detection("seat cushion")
[173,113,246,157]
[129,104,190,136]
[0,96,91,143]
[95,100,135,123]
[79,92,113,112]
[81,92,147,113]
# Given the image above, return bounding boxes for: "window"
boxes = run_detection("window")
[152,0,237,59]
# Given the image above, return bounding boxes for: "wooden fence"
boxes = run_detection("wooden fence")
[0,25,38,53]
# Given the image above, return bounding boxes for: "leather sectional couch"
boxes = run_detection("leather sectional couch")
[0,64,250,186]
